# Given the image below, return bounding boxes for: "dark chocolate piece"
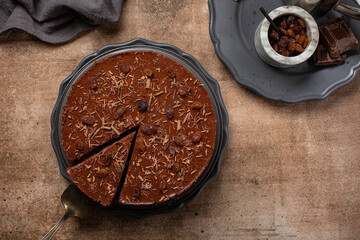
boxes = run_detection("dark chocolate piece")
[314,45,346,66]
[319,17,359,58]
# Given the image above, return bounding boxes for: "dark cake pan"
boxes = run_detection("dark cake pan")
[51,38,229,218]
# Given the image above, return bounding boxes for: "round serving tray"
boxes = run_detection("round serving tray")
[50,38,229,218]
[209,0,360,103]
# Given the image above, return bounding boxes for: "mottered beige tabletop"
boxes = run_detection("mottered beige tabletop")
[1,1,359,239]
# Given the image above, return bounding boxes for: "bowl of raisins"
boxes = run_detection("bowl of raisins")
[254,5,319,68]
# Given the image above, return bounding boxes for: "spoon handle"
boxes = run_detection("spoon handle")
[335,3,360,20]
[41,212,71,240]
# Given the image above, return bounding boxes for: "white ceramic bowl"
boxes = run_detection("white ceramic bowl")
[254,6,319,68]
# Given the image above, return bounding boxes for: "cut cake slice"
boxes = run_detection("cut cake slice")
[66,132,135,206]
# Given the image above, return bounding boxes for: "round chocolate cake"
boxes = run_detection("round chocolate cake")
[62,51,217,206]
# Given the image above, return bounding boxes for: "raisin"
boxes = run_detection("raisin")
[133,186,141,199]
[138,101,148,112]
[135,139,146,153]
[288,40,296,51]
[298,18,306,28]
[192,132,202,143]
[165,107,174,119]
[280,17,287,29]
[169,146,176,156]
[269,28,279,43]
[290,24,301,33]
[174,134,186,147]
[279,27,288,36]
[278,48,290,57]
[141,125,157,135]
[121,64,130,74]
[178,86,190,96]
[99,154,112,167]
[287,29,295,38]
[298,36,305,45]
[167,67,176,78]
[294,44,304,53]
[272,43,279,52]
[173,163,181,173]
[89,77,97,90]
[114,107,126,120]
[144,68,153,78]
[81,116,94,126]
[95,169,108,178]
[278,36,289,49]
[75,138,84,151]
[159,181,167,192]
[287,15,295,25]
[191,102,203,110]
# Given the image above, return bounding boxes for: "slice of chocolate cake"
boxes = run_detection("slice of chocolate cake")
[66,132,135,207]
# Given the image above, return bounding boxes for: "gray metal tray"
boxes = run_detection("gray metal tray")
[50,38,229,218]
[209,0,360,103]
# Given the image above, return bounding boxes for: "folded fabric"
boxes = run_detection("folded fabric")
[0,0,123,44]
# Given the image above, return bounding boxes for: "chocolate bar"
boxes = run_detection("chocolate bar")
[313,44,346,66]
[319,17,359,58]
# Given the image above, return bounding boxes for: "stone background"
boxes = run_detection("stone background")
[1,0,359,239]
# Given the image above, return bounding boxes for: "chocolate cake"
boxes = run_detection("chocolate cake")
[61,51,217,206]
[66,132,135,206]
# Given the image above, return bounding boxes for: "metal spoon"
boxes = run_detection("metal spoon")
[283,0,360,20]
[42,184,95,240]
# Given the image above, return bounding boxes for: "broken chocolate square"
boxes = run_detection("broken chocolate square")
[319,17,359,58]
[313,44,346,66]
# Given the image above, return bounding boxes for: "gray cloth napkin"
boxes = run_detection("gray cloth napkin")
[0,0,123,43]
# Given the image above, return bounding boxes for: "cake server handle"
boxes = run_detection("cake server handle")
[335,2,360,20]
[41,211,71,240]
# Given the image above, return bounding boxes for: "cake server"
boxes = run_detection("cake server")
[42,184,95,240]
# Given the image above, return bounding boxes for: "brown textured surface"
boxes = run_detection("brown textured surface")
[0,0,360,239]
